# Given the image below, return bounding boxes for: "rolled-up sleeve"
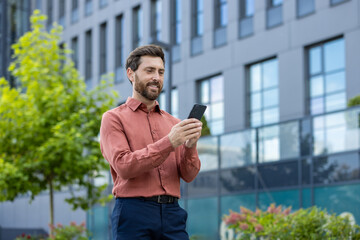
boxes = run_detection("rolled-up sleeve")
[100,111,174,179]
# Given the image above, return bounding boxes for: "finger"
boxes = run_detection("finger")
[179,118,200,126]
[181,122,202,131]
[183,127,202,136]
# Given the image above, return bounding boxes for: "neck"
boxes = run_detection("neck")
[132,92,156,111]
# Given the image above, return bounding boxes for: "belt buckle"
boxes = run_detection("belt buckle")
[157,195,162,203]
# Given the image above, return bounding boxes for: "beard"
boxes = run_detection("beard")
[134,74,163,101]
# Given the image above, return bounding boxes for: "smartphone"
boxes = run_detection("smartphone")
[187,104,207,120]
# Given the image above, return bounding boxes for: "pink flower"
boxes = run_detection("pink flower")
[255,224,264,232]
[70,221,76,226]
[81,221,86,227]
[275,205,282,214]
[240,206,253,215]
[267,203,276,214]
[249,217,257,223]
[56,223,63,228]
[239,223,249,230]
[224,212,246,225]
[27,235,32,239]
[255,208,261,217]
[283,207,292,216]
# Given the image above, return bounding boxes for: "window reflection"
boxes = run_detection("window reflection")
[313,109,360,155]
[314,153,360,184]
[199,75,224,135]
[220,130,255,168]
[197,136,218,171]
[249,59,279,127]
[258,121,300,162]
[220,167,256,193]
[308,38,346,115]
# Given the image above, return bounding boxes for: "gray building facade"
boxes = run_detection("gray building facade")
[1,0,360,239]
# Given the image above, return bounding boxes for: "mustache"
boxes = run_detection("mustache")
[146,81,161,88]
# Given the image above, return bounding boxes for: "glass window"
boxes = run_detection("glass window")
[259,189,300,210]
[191,0,203,55]
[59,0,65,28]
[132,6,142,49]
[71,36,78,69]
[71,0,79,23]
[267,0,283,28]
[258,161,298,189]
[221,194,256,217]
[308,38,346,115]
[258,121,300,163]
[239,0,254,38]
[220,130,256,168]
[36,0,42,10]
[99,22,107,76]
[188,172,218,196]
[171,0,182,62]
[187,197,218,240]
[171,0,181,45]
[302,158,311,185]
[248,58,279,127]
[85,0,93,16]
[47,0,53,29]
[313,108,360,155]
[197,136,219,171]
[215,0,227,28]
[115,14,125,83]
[99,0,108,8]
[85,30,92,82]
[331,0,349,6]
[220,167,256,193]
[151,0,162,42]
[314,184,360,226]
[192,0,203,37]
[158,88,179,118]
[214,0,227,47]
[313,153,360,184]
[87,206,110,240]
[297,0,315,17]
[198,75,224,135]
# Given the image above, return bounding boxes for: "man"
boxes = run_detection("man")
[100,45,202,240]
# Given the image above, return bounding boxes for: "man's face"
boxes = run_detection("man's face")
[132,56,164,101]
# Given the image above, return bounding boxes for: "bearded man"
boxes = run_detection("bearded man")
[100,45,202,240]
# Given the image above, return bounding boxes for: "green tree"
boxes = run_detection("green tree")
[348,95,360,107]
[201,115,211,136]
[0,10,117,233]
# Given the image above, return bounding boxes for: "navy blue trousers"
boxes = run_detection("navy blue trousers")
[111,198,189,240]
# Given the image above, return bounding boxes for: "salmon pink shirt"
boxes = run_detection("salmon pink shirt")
[100,97,201,198]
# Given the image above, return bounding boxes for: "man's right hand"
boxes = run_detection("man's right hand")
[168,119,202,148]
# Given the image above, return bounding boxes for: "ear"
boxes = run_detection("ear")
[126,68,135,83]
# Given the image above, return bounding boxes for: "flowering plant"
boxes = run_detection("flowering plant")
[223,204,291,239]
[223,204,360,240]
[15,222,88,240]
[48,222,89,240]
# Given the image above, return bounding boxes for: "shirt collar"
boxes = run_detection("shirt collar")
[126,97,162,114]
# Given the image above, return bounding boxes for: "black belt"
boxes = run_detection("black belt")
[143,195,178,204]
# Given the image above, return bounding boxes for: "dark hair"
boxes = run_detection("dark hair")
[125,45,165,72]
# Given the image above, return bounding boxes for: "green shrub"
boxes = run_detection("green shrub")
[15,222,89,240]
[223,204,360,240]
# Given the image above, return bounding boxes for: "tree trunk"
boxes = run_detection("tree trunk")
[49,179,54,237]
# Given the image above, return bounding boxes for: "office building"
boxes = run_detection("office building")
[0,0,360,239]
